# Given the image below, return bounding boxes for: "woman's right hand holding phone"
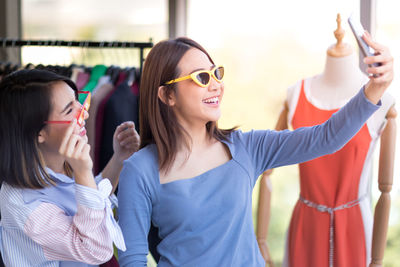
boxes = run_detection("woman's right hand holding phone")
[363,32,394,104]
[59,119,96,189]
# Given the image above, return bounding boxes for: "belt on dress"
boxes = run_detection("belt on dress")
[299,194,367,267]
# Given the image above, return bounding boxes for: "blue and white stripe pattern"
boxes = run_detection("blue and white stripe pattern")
[0,169,125,266]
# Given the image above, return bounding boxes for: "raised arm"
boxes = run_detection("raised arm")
[264,34,392,171]
[369,106,397,267]
[101,121,140,193]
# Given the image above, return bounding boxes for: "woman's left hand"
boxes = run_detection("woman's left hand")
[363,31,394,104]
[113,121,140,162]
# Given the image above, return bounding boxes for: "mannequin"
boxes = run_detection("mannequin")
[256,14,396,267]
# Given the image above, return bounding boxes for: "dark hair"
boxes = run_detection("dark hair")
[139,37,236,174]
[0,69,77,188]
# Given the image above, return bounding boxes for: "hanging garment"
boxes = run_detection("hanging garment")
[87,80,114,161]
[98,80,139,174]
[75,71,90,91]
[94,71,127,174]
[79,65,107,103]
[92,75,112,95]
[283,78,394,267]
[70,67,85,83]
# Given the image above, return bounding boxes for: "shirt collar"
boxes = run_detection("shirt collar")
[45,167,75,184]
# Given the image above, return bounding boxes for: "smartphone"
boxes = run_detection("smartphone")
[348,15,381,68]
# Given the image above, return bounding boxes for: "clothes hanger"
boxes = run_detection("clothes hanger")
[111,66,121,85]
[127,67,137,87]
[24,63,35,69]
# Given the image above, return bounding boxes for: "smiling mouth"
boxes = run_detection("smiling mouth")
[202,96,219,104]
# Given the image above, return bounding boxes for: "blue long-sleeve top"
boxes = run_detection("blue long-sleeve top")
[117,87,380,267]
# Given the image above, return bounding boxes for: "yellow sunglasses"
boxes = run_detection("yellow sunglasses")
[165,65,224,88]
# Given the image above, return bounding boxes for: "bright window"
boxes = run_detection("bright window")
[22,0,167,66]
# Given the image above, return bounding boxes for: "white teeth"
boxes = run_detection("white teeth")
[203,97,219,104]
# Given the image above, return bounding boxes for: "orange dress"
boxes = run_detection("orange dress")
[284,79,393,267]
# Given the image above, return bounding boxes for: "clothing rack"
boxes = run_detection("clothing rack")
[0,38,153,73]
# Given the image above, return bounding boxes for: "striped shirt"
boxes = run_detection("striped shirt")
[0,168,125,267]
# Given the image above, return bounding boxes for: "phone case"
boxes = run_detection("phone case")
[348,16,381,68]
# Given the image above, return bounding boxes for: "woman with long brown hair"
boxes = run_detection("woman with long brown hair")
[117,35,393,266]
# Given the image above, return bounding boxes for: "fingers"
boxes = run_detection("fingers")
[361,31,394,84]
[64,134,80,157]
[366,62,393,76]
[61,131,91,159]
[122,138,140,151]
[368,71,393,84]
[363,49,393,68]
[115,121,136,138]
[71,138,87,158]
[120,132,140,150]
[116,122,139,142]
[362,31,390,66]
[81,143,91,159]
[364,54,392,65]
[58,118,92,159]
[114,121,140,154]
[119,121,135,130]
[59,119,77,154]
[362,31,385,52]
[365,50,393,81]
[120,135,140,147]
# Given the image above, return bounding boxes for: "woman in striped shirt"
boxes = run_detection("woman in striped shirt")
[0,69,140,266]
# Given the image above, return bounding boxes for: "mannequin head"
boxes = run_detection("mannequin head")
[327,13,353,58]
[307,14,368,106]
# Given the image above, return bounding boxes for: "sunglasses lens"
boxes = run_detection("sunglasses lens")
[214,66,224,81]
[196,72,210,86]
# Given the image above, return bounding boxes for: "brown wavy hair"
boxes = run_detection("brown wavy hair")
[139,37,236,174]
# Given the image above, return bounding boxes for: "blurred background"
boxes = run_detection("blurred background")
[1,0,399,266]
